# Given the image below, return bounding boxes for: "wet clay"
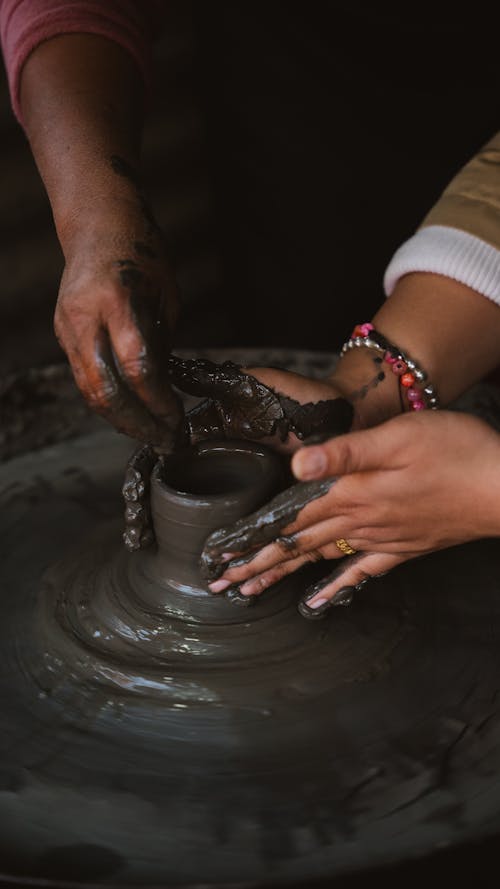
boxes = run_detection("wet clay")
[166,354,354,443]
[0,431,414,886]
[200,476,337,581]
[4,350,500,886]
[120,353,353,557]
[26,440,398,708]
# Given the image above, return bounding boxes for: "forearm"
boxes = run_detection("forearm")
[329,126,500,427]
[19,33,145,250]
[373,272,500,402]
[329,273,500,427]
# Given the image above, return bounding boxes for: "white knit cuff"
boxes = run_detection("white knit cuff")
[383,225,500,306]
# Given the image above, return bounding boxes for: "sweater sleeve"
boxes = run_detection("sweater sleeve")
[0,0,163,125]
[384,131,500,306]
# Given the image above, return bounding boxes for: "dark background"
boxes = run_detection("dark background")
[1,2,499,380]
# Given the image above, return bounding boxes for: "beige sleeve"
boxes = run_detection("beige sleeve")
[421,131,500,250]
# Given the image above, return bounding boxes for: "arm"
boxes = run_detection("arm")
[239,131,500,440]
[1,2,182,448]
[201,134,500,609]
[327,130,500,427]
[204,410,500,612]
[328,270,500,430]
[183,132,500,445]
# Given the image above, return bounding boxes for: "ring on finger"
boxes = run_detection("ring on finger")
[334,537,357,556]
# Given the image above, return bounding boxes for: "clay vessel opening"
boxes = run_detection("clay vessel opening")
[160,440,285,498]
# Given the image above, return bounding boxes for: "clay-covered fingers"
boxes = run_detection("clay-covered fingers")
[169,358,354,446]
[206,517,366,595]
[56,275,183,449]
[54,203,184,450]
[298,551,406,620]
[200,476,338,582]
[122,443,157,551]
[106,289,184,448]
[66,329,178,445]
[209,537,367,599]
[204,410,500,616]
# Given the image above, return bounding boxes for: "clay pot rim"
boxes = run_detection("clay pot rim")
[152,438,284,504]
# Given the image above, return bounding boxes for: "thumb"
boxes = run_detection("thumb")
[292,415,405,480]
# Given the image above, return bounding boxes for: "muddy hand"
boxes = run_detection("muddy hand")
[122,443,158,551]
[200,477,337,583]
[55,197,184,451]
[206,410,500,618]
[167,356,353,445]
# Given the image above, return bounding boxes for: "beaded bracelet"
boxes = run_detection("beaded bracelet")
[340,322,440,412]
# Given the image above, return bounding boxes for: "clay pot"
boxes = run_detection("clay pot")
[138,439,287,618]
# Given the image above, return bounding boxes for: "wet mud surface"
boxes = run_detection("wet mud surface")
[3,349,500,887]
[0,363,100,462]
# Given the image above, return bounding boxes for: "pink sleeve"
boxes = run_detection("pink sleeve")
[0,0,163,124]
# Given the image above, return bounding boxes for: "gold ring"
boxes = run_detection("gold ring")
[335,537,357,556]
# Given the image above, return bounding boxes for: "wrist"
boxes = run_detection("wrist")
[374,272,500,404]
[327,347,402,429]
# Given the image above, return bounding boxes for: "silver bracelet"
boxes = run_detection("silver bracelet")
[340,323,440,411]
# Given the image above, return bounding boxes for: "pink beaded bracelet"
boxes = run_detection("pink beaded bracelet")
[340,323,440,412]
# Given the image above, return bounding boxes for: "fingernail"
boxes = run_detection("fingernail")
[294,447,327,480]
[208,578,231,593]
[308,597,329,609]
[239,581,255,596]
[298,598,330,620]
[298,585,355,620]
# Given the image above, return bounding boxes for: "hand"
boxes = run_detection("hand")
[168,358,354,452]
[54,200,183,449]
[202,410,500,616]
[121,359,354,552]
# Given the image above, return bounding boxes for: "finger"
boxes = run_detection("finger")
[292,415,413,481]
[208,521,408,594]
[233,548,328,599]
[245,367,336,401]
[71,328,178,447]
[122,443,157,551]
[231,536,384,598]
[200,476,338,581]
[175,358,287,440]
[207,515,375,592]
[186,399,226,442]
[108,311,183,445]
[297,551,406,619]
[245,367,353,442]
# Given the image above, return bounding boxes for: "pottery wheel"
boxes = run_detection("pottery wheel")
[3,348,500,888]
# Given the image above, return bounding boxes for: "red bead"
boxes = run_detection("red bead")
[384,351,397,364]
[407,387,422,402]
[392,359,407,375]
[411,399,426,410]
[401,372,415,387]
[352,323,373,338]
[358,322,374,336]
